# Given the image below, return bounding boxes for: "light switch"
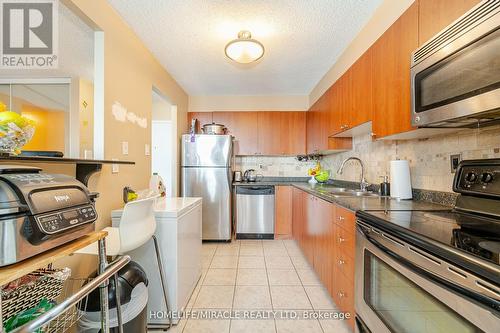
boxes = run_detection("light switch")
[112,158,119,173]
[122,141,129,155]
[145,144,150,156]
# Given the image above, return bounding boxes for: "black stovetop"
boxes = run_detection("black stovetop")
[359,159,500,284]
[363,210,500,266]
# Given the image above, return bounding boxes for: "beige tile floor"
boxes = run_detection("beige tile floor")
[161,239,352,333]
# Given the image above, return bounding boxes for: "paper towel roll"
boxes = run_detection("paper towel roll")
[390,160,412,199]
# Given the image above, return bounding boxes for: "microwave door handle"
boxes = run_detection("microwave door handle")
[362,230,500,314]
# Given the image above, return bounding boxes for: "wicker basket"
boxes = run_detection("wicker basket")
[1,268,70,320]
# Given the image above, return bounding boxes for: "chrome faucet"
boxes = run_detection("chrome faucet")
[337,157,370,192]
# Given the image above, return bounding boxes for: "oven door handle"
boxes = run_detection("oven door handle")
[357,224,500,315]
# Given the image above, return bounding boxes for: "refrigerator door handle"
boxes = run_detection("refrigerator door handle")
[227,138,233,191]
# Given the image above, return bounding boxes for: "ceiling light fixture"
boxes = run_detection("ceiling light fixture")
[224,30,265,64]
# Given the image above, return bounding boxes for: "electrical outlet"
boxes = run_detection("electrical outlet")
[122,141,129,155]
[112,158,119,173]
[450,154,461,173]
[145,144,150,156]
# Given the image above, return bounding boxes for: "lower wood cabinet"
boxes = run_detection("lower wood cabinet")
[293,188,356,331]
[313,196,335,295]
[275,185,293,239]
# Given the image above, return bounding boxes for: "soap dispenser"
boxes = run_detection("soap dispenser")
[380,175,390,196]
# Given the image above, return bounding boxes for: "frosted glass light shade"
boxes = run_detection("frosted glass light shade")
[225,31,264,64]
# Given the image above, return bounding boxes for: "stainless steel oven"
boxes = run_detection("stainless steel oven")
[355,220,499,333]
[411,0,500,128]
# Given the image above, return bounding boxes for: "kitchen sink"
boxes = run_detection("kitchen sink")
[327,189,379,197]
[314,186,380,198]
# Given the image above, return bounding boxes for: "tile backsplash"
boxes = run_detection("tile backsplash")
[234,155,317,178]
[236,125,500,193]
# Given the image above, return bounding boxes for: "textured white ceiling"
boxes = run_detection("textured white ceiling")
[58,3,94,81]
[108,0,382,95]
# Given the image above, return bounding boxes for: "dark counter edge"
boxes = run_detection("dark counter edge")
[0,156,135,186]
[234,178,458,207]
[0,156,135,165]
[234,180,454,212]
[356,210,500,286]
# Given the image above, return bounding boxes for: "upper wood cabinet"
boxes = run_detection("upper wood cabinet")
[418,0,481,46]
[188,112,213,133]
[371,2,418,139]
[193,111,305,156]
[258,112,306,155]
[281,112,307,155]
[349,48,373,128]
[212,112,258,155]
[306,96,322,153]
[328,48,372,137]
[307,88,352,154]
[329,76,345,135]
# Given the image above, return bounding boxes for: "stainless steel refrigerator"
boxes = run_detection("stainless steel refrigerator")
[181,134,232,240]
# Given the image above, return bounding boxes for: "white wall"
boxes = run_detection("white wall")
[152,91,172,120]
[189,95,309,112]
[152,121,173,196]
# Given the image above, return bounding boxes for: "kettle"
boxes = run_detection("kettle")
[243,169,262,182]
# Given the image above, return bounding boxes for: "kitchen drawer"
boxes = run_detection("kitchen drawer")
[336,272,355,329]
[335,224,355,259]
[334,205,355,234]
[334,248,355,282]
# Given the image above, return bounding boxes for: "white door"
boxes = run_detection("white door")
[152,120,173,197]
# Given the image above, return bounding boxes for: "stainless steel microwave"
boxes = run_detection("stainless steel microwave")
[411,0,500,128]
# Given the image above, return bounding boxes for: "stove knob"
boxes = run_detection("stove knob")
[465,172,477,182]
[481,172,494,183]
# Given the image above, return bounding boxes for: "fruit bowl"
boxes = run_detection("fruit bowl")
[0,111,35,155]
[314,170,330,183]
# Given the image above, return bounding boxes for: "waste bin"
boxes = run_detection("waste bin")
[77,261,149,333]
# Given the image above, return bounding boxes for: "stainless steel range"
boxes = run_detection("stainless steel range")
[355,158,500,333]
[0,165,97,266]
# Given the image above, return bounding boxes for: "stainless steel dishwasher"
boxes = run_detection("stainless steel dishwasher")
[236,185,275,239]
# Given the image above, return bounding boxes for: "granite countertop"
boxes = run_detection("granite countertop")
[233,177,453,212]
[233,181,307,186]
[233,177,309,187]
[293,183,452,212]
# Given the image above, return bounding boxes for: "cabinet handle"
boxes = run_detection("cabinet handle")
[338,237,345,243]
[338,292,345,298]
[338,259,345,265]
[338,216,345,222]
